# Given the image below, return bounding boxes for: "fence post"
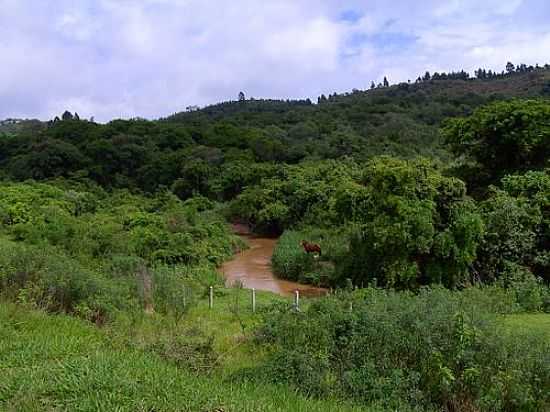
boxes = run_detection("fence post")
[209,286,213,309]
[252,288,256,313]
[294,290,300,311]
[182,284,186,309]
[139,265,154,314]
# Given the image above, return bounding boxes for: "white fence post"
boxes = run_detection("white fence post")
[252,288,256,313]
[294,290,300,311]
[209,286,213,309]
[183,284,186,309]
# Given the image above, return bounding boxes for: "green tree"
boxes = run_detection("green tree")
[338,157,483,289]
[501,170,550,281]
[443,99,550,187]
[8,139,87,180]
[61,111,74,121]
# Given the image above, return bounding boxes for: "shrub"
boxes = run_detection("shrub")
[0,239,134,323]
[255,287,550,411]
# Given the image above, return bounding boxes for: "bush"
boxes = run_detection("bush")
[0,239,134,323]
[271,231,316,282]
[255,287,550,411]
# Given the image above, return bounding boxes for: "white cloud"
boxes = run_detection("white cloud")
[0,0,548,122]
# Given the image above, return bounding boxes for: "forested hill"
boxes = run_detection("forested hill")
[1,65,549,193]
[163,65,550,160]
[165,66,550,127]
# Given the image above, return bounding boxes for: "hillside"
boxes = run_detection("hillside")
[1,66,549,193]
[1,65,549,411]
[163,67,550,160]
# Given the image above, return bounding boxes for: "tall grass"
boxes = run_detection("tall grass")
[0,301,369,412]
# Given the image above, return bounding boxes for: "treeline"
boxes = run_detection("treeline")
[416,61,550,83]
[2,66,549,195]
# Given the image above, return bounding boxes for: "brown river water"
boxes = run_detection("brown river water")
[219,224,326,297]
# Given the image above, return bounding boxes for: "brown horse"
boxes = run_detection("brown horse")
[301,240,321,256]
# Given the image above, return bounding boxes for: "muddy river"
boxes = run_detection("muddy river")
[219,225,326,297]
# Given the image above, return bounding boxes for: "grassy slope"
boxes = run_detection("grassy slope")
[0,295,367,412]
[110,288,289,375]
[2,288,548,411]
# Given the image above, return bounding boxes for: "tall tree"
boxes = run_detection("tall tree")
[443,99,550,186]
[61,111,74,121]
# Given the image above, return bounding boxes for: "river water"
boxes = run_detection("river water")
[219,224,326,297]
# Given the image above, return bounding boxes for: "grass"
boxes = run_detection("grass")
[500,313,550,339]
[0,294,369,412]
[2,285,548,411]
[109,286,289,374]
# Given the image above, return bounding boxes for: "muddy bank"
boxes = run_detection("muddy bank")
[219,224,326,297]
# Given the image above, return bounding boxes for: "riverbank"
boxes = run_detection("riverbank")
[219,224,326,297]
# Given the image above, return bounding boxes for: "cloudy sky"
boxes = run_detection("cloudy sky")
[1,0,549,122]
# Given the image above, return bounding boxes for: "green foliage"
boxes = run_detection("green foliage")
[256,287,550,411]
[230,160,361,233]
[501,170,550,281]
[339,157,484,289]
[443,99,550,188]
[0,181,240,321]
[0,238,134,323]
[477,188,541,282]
[272,228,348,286]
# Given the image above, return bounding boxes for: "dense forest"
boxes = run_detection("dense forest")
[1,63,550,411]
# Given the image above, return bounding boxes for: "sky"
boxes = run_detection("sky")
[1,0,550,122]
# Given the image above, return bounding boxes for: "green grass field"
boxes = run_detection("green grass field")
[500,313,550,339]
[0,293,369,412]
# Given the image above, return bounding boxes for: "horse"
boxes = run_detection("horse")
[300,240,322,256]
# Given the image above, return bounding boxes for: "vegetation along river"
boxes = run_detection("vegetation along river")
[220,224,326,297]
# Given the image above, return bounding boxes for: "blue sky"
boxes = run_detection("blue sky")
[1,0,549,122]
